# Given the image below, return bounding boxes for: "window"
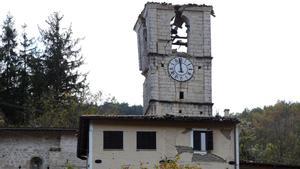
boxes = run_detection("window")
[179,91,184,99]
[137,131,156,150]
[103,131,123,149]
[193,130,213,152]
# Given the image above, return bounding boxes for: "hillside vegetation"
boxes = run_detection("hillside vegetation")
[237,101,300,165]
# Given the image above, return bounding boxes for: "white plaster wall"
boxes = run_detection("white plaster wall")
[91,122,235,169]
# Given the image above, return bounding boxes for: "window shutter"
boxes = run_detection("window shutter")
[103,131,123,149]
[206,131,213,150]
[137,132,156,149]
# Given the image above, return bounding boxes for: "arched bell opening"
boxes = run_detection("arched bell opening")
[170,6,190,53]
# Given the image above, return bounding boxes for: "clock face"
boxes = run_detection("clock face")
[168,57,194,82]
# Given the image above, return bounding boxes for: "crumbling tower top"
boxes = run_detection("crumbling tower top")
[134,2,214,74]
[134,3,214,116]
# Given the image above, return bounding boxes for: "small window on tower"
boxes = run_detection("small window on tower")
[30,157,42,169]
[179,91,184,99]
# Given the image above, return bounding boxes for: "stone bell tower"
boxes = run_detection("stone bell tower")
[134,3,214,116]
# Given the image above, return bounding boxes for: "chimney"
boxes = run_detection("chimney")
[224,109,230,116]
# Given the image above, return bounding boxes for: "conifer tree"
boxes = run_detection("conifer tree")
[17,24,40,124]
[28,51,46,112]
[0,14,21,124]
[40,12,86,104]
[17,25,35,107]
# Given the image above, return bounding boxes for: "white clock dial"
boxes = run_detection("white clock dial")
[168,57,194,82]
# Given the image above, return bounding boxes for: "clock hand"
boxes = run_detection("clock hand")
[179,58,183,73]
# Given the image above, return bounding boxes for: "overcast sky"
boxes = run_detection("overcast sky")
[1,0,300,114]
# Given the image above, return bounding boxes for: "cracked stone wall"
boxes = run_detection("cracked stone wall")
[134,3,213,116]
[0,130,86,169]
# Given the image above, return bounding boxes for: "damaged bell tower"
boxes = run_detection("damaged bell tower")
[134,3,214,116]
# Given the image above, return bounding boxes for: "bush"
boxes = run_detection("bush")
[155,156,201,169]
[121,155,201,169]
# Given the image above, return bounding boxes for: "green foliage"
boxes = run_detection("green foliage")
[121,156,201,169]
[99,102,143,115]
[40,12,86,102]
[25,90,143,128]
[238,101,300,165]
[81,90,143,115]
[0,13,88,127]
[0,14,24,124]
[65,161,76,169]
[155,156,201,169]
[27,92,80,127]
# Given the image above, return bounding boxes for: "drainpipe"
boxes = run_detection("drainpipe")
[234,125,240,169]
[88,122,93,169]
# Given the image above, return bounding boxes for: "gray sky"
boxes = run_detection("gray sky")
[1,0,300,114]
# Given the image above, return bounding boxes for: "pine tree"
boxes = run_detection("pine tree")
[28,52,46,113]
[27,12,87,127]
[17,25,34,106]
[16,24,40,124]
[0,14,21,124]
[40,12,86,104]
[0,13,88,127]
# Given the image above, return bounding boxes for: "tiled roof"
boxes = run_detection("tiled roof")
[0,127,77,132]
[80,114,239,123]
[145,2,212,8]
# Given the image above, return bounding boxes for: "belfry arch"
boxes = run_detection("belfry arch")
[170,6,189,53]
